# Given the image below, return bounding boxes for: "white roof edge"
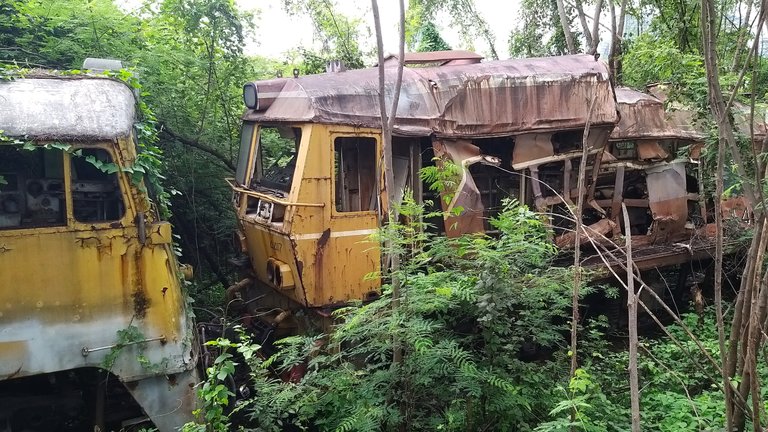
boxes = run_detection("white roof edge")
[0,77,136,141]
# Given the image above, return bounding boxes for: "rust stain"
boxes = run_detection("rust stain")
[132,289,150,320]
[612,87,704,141]
[313,230,330,289]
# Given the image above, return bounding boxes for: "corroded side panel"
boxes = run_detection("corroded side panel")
[0,140,198,431]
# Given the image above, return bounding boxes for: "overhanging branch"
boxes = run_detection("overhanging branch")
[159,124,236,172]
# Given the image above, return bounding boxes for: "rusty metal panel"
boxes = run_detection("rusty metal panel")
[511,133,554,167]
[611,87,704,141]
[645,162,689,242]
[432,140,487,237]
[244,54,619,138]
[636,140,669,160]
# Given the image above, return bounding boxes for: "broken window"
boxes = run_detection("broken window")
[235,122,255,186]
[612,141,637,159]
[71,149,124,223]
[0,146,66,229]
[253,126,301,192]
[551,130,582,153]
[334,137,377,212]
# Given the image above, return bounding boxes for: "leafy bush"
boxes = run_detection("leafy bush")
[224,196,579,431]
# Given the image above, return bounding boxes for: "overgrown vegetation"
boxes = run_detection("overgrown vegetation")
[183,197,766,431]
[5,0,768,429]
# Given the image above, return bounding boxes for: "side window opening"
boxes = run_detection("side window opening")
[334,136,377,212]
[0,146,66,229]
[235,122,255,186]
[612,141,637,159]
[252,126,301,192]
[71,149,125,223]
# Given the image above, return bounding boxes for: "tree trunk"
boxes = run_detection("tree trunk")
[589,0,604,54]
[371,0,407,427]
[622,203,641,432]
[574,0,593,49]
[555,0,577,53]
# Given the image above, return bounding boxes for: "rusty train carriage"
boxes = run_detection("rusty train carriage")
[230,53,730,326]
[573,87,713,270]
[228,54,749,326]
[0,76,198,431]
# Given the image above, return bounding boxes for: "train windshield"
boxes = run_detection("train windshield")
[252,126,301,192]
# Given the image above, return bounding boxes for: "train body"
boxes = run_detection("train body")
[0,75,198,431]
[228,53,734,332]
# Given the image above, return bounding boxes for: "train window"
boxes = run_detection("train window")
[71,149,125,223]
[253,126,301,192]
[334,137,377,212]
[0,146,66,229]
[613,141,637,159]
[235,122,255,186]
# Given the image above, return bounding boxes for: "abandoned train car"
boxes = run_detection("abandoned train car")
[0,75,198,431]
[575,86,714,269]
[227,53,742,335]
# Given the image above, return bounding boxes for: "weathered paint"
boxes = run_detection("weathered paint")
[235,124,381,308]
[243,54,619,138]
[0,76,198,430]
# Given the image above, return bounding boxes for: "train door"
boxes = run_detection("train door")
[311,132,381,305]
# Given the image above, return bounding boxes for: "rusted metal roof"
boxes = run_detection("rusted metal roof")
[0,75,136,141]
[647,84,768,143]
[382,50,484,66]
[243,54,619,138]
[611,87,705,141]
[733,101,768,141]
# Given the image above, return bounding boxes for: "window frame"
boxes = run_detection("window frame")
[235,122,256,187]
[69,146,129,226]
[0,144,68,231]
[0,143,133,234]
[251,124,303,193]
[330,133,380,216]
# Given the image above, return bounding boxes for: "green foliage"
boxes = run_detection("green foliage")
[0,0,142,69]
[419,158,462,205]
[282,0,366,72]
[184,337,240,432]
[231,196,578,431]
[508,0,579,57]
[102,325,146,370]
[406,0,498,58]
[622,34,707,96]
[414,21,451,53]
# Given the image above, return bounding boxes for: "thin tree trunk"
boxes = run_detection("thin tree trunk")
[555,0,577,53]
[731,0,755,71]
[712,59,732,432]
[622,203,640,432]
[574,0,594,49]
[372,0,407,428]
[570,97,597,428]
[701,0,741,428]
[589,0,604,54]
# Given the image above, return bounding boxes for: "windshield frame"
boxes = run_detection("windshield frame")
[251,124,303,193]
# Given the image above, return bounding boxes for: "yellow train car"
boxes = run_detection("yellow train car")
[227,54,623,329]
[0,73,198,431]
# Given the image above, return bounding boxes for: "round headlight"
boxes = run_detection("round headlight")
[243,83,258,109]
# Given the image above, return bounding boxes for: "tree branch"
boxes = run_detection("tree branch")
[159,124,236,172]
